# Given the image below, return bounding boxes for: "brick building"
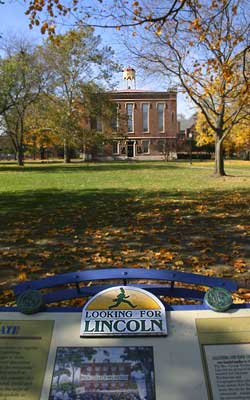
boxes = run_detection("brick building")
[92,68,178,161]
[80,362,138,394]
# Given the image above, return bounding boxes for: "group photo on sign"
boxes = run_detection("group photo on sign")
[49,346,155,400]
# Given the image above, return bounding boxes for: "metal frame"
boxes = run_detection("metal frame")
[4,267,246,313]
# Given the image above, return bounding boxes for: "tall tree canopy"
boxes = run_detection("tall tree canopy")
[0,28,119,164]
[40,27,119,162]
[122,0,250,175]
[0,40,48,165]
[23,0,190,35]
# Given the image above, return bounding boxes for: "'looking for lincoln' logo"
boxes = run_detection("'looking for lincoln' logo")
[109,288,137,309]
[80,286,167,337]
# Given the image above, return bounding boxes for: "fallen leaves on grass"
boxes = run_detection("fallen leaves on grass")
[0,188,249,306]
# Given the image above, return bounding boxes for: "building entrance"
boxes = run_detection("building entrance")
[127,141,134,157]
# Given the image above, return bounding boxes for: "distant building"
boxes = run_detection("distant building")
[177,114,197,140]
[91,68,178,161]
[80,362,138,393]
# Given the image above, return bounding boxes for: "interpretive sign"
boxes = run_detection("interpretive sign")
[49,346,155,400]
[0,320,54,400]
[80,286,167,337]
[0,308,250,399]
[196,317,250,400]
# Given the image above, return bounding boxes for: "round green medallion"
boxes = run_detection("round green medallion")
[204,287,232,312]
[16,290,44,314]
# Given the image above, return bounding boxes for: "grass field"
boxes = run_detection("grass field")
[0,160,249,305]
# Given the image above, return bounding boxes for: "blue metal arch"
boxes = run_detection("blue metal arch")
[13,268,238,307]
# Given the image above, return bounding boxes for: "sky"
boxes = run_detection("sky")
[0,1,195,117]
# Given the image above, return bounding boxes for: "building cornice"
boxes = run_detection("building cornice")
[110,90,176,101]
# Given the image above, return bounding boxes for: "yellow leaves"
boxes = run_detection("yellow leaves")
[211,0,218,8]
[41,23,48,34]
[190,256,200,265]
[222,65,233,80]
[39,250,52,258]
[3,289,14,298]
[175,260,184,268]
[30,265,43,272]
[48,25,55,34]
[234,259,247,272]
[195,204,208,213]
[18,272,27,281]
[61,226,75,234]
[92,254,113,264]
[156,26,162,36]
[157,249,176,261]
[232,5,237,15]
[192,18,201,30]
[115,26,121,31]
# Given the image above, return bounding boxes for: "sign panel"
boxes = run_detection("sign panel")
[196,317,250,400]
[49,346,156,400]
[80,286,167,337]
[0,320,54,400]
[204,344,250,400]
[0,309,249,399]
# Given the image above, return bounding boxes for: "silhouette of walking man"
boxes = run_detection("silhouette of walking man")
[109,287,137,309]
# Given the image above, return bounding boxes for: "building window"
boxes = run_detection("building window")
[142,103,149,132]
[157,103,164,132]
[157,139,165,153]
[97,117,102,131]
[142,140,150,154]
[112,141,119,155]
[126,103,134,133]
[171,111,175,125]
[97,142,103,155]
[111,104,119,131]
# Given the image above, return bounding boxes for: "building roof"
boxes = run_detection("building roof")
[178,114,197,131]
[110,88,177,100]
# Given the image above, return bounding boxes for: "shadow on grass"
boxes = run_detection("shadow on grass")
[0,187,249,295]
[0,161,186,174]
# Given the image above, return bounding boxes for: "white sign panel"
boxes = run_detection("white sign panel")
[204,344,250,400]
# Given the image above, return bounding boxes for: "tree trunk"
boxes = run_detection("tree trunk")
[17,144,24,166]
[214,136,225,176]
[40,147,45,160]
[64,139,71,163]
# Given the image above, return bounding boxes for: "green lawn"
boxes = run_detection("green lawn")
[0,160,249,305]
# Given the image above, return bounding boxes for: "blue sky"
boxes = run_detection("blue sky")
[0,1,194,117]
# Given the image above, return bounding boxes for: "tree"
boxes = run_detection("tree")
[121,346,155,399]
[0,42,48,165]
[196,110,250,159]
[23,0,190,36]
[122,0,250,175]
[24,95,61,159]
[41,27,120,163]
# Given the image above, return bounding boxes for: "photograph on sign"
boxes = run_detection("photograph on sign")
[49,346,155,400]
